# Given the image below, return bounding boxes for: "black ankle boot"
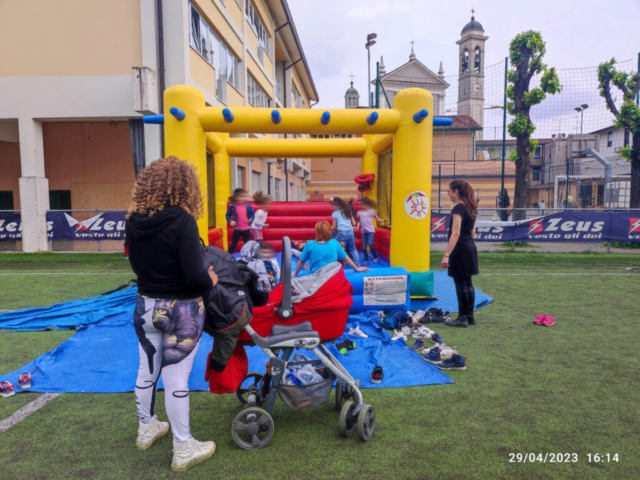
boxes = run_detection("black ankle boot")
[467,287,476,325]
[446,286,468,328]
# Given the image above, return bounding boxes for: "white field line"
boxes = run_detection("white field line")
[0,393,60,434]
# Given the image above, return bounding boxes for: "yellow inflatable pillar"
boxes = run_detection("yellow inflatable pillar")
[164,86,209,244]
[214,132,231,250]
[389,89,433,272]
[361,134,378,203]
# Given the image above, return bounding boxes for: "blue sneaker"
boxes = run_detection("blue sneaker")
[422,347,441,364]
[410,339,425,351]
[437,354,466,371]
[431,333,445,344]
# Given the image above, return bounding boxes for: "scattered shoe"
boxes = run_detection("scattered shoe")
[422,347,441,364]
[542,315,555,327]
[431,333,445,344]
[370,366,384,384]
[171,437,216,472]
[410,338,425,351]
[391,329,407,342]
[438,345,459,359]
[0,381,15,398]
[336,339,356,355]
[437,354,467,371]
[429,309,452,324]
[137,415,170,450]
[409,310,426,323]
[533,314,546,325]
[348,326,369,338]
[18,373,31,390]
[411,325,435,339]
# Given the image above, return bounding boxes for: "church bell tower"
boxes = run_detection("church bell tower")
[456,10,488,138]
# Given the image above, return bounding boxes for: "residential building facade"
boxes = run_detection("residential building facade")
[0,0,318,251]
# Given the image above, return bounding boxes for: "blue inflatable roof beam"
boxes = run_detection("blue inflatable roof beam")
[142,114,164,124]
[366,111,379,125]
[222,108,234,123]
[271,109,281,124]
[169,107,186,121]
[413,109,429,123]
[433,117,453,126]
[321,111,331,125]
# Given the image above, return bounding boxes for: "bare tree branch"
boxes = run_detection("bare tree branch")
[611,76,631,97]
[631,76,640,99]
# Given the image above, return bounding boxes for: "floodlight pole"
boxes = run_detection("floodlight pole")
[500,57,508,211]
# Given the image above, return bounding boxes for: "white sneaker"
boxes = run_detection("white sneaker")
[348,326,369,338]
[400,326,412,337]
[391,329,407,341]
[171,437,216,472]
[439,345,459,359]
[411,325,434,339]
[411,310,426,322]
[136,416,170,450]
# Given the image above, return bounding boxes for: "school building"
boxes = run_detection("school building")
[0,0,318,252]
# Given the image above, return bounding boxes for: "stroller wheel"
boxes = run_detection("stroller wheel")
[335,379,360,412]
[236,372,264,406]
[231,407,274,450]
[356,404,376,441]
[338,401,358,437]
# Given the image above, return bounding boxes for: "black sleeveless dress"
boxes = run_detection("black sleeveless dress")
[447,203,479,279]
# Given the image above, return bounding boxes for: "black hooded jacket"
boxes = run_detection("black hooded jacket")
[125,207,213,299]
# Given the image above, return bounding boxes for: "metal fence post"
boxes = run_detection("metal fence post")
[607,241,611,253]
[500,56,508,211]
[438,164,441,208]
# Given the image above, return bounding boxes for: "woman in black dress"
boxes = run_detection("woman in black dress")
[441,179,479,328]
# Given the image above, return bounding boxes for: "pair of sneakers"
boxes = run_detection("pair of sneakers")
[137,417,216,472]
[391,326,411,342]
[534,315,555,327]
[420,308,452,324]
[422,344,459,363]
[336,339,356,355]
[0,373,32,398]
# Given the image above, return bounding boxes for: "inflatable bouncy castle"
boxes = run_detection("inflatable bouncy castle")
[143,85,451,297]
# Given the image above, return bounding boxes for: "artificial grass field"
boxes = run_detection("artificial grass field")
[1,253,639,479]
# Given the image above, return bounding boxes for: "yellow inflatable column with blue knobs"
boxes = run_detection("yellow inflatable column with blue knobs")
[390,89,433,295]
[164,86,209,245]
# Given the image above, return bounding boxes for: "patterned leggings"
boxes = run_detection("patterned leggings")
[134,295,204,442]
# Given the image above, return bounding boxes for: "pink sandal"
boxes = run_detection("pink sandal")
[533,314,546,325]
[542,315,555,327]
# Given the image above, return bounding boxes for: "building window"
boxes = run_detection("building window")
[532,166,541,181]
[190,3,240,95]
[534,145,542,158]
[0,191,14,210]
[246,1,270,56]
[607,131,613,148]
[49,190,72,211]
[237,166,246,190]
[292,85,302,108]
[247,75,271,107]
[251,171,260,194]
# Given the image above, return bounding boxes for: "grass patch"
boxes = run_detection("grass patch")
[0,254,639,478]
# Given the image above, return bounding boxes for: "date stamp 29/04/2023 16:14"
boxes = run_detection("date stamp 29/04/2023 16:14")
[509,453,620,463]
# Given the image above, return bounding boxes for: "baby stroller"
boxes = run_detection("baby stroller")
[225,238,375,450]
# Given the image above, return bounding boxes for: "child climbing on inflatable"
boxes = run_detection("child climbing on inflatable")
[357,197,387,264]
[251,191,271,245]
[330,197,360,267]
[226,188,255,253]
[259,242,280,289]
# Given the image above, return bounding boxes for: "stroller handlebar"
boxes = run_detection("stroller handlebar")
[277,236,293,320]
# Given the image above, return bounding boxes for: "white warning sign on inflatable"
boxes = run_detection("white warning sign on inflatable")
[363,275,408,305]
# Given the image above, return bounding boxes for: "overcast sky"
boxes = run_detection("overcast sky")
[289,0,640,111]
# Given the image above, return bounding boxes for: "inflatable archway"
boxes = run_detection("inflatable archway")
[143,85,451,289]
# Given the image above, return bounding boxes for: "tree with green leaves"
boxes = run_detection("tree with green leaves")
[506,31,561,220]
[597,59,640,208]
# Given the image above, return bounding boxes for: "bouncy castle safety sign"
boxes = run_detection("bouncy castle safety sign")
[363,275,408,305]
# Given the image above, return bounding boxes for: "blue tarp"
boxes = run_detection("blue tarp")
[0,268,492,394]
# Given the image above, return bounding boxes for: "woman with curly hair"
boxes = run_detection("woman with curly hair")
[125,156,218,471]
